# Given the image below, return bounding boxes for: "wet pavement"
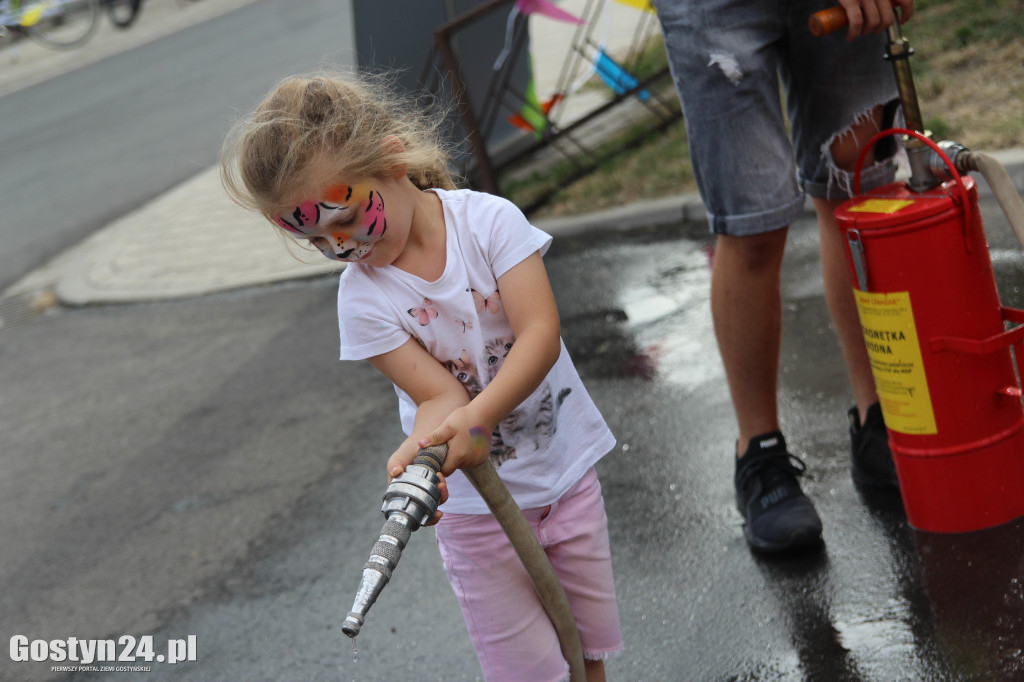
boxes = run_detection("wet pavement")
[547,211,1024,681]
[3,196,1023,681]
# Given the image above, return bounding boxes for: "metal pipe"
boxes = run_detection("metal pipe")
[880,20,946,193]
[884,21,924,135]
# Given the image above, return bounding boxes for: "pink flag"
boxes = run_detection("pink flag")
[515,0,585,25]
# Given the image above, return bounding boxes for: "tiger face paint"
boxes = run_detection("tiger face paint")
[274,183,387,262]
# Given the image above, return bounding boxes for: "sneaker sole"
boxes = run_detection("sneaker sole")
[851,465,900,490]
[743,525,824,554]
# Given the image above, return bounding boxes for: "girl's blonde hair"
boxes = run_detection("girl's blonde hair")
[221,70,457,221]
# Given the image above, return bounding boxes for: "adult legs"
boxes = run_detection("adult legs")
[815,198,878,425]
[716,225,824,552]
[812,105,887,426]
[714,103,886,455]
[711,227,789,454]
[812,105,901,489]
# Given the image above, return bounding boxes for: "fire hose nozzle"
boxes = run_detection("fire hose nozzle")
[340,444,448,639]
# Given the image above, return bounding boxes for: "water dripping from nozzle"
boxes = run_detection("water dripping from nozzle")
[350,636,358,682]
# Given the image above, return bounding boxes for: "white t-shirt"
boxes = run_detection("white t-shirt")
[337,188,615,514]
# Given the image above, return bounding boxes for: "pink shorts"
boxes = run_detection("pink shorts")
[435,467,623,682]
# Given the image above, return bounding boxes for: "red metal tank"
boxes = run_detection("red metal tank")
[835,169,1024,533]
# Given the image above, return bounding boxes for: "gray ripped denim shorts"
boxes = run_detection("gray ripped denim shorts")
[654,0,902,235]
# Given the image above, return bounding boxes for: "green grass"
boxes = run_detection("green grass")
[910,0,1024,49]
[923,116,959,142]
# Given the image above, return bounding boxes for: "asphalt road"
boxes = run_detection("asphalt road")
[0,0,354,291]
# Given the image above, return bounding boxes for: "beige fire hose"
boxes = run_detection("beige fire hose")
[465,460,587,681]
[960,151,1024,251]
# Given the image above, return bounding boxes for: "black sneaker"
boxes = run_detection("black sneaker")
[734,432,823,553]
[849,402,899,489]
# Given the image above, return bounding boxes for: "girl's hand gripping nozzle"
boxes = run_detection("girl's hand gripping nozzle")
[340,444,448,639]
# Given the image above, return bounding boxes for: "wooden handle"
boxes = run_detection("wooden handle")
[808,6,849,36]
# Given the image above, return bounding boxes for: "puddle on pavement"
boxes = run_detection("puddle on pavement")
[619,284,680,325]
[560,240,721,386]
[746,488,1024,680]
[617,245,720,388]
[910,520,1024,680]
[833,604,921,678]
[561,246,716,385]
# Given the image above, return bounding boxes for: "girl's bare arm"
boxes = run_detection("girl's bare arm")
[369,339,472,478]
[417,251,562,465]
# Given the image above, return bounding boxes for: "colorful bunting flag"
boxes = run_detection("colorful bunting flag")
[594,48,649,101]
[612,0,656,13]
[515,0,585,25]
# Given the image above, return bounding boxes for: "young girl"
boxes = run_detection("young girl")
[221,71,623,681]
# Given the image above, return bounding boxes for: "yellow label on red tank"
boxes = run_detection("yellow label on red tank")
[848,198,915,214]
[853,289,937,435]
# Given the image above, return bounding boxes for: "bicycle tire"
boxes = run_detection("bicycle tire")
[27,0,101,50]
[104,0,141,29]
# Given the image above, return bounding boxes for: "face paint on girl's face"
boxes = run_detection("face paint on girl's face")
[274,183,387,262]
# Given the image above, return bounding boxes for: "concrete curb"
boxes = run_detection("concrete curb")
[57,167,343,305]
[534,192,706,238]
[539,147,1024,237]
[8,144,1024,307]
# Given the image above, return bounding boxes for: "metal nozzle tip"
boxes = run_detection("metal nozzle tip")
[341,613,363,638]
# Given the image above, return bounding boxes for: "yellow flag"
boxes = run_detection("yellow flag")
[613,0,656,13]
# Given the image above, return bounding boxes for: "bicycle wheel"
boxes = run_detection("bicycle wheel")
[26,0,101,50]
[104,0,142,29]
